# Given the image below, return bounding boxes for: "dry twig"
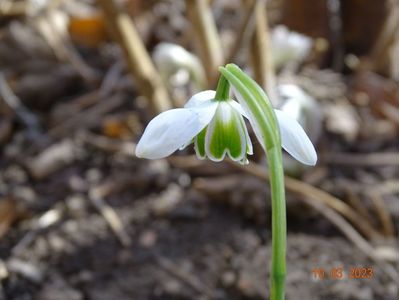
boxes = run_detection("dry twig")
[325,152,399,166]
[229,161,399,283]
[247,0,276,101]
[35,9,97,82]
[78,131,135,156]
[225,0,257,64]
[232,161,382,240]
[156,256,214,298]
[170,156,381,240]
[370,0,399,75]
[12,207,63,256]
[48,94,124,138]
[343,185,372,221]
[186,0,224,86]
[369,190,395,237]
[97,0,172,114]
[0,73,41,137]
[89,180,134,247]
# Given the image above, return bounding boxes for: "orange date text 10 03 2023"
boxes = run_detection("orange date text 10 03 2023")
[311,267,374,280]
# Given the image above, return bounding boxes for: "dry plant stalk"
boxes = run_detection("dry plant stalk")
[169,155,381,241]
[229,161,399,282]
[225,0,257,63]
[186,0,224,86]
[97,0,172,114]
[370,0,399,75]
[0,0,26,16]
[247,0,276,102]
[35,10,97,83]
[229,160,382,241]
[369,190,395,237]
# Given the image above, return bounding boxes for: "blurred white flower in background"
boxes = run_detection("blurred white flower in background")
[276,84,323,144]
[272,25,313,69]
[153,43,206,90]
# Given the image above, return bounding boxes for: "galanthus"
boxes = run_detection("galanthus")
[153,43,206,90]
[135,90,253,164]
[135,84,317,166]
[271,25,312,69]
[136,64,318,299]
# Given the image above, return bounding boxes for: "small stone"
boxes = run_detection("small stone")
[36,276,83,300]
[13,186,36,203]
[151,184,183,216]
[65,194,87,217]
[221,270,236,287]
[4,165,27,184]
[68,176,87,192]
[177,173,191,187]
[139,230,157,248]
[85,168,103,184]
[162,279,183,296]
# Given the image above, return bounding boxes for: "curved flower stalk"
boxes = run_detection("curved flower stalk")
[219,64,287,300]
[135,64,317,300]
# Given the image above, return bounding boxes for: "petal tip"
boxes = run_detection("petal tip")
[300,145,318,166]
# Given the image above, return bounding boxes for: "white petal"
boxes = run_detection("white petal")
[274,109,317,165]
[228,100,253,154]
[228,99,249,118]
[184,90,216,108]
[240,116,253,155]
[136,102,218,159]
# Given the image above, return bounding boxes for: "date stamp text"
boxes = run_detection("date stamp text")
[312,267,374,280]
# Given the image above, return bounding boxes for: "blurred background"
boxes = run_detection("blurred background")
[0,0,399,299]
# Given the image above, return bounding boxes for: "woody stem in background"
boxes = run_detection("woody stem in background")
[247,0,277,103]
[97,0,172,114]
[186,0,224,86]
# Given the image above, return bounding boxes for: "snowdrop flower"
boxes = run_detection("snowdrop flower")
[153,43,206,90]
[277,84,323,143]
[135,89,317,166]
[272,25,312,69]
[136,63,317,299]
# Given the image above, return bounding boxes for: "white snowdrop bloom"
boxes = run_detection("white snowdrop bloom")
[136,89,317,166]
[276,84,323,143]
[272,25,312,69]
[153,43,206,89]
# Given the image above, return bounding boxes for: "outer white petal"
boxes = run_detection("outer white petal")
[184,90,216,108]
[135,102,218,159]
[274,109,317,166]
[228,99,249,119]
[228,100,253,155]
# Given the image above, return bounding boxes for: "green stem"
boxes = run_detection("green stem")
[267,147,286,300]
[214,75,230,101]
[219,64,286,299]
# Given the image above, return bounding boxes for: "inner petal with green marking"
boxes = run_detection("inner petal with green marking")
[195,101,250,163]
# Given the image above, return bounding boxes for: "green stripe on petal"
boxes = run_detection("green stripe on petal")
[205,102,247,162]
[194,127,207,159]
[239,116,253,155]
